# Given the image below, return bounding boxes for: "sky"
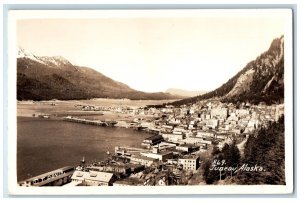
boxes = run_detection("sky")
[17,10,287,93]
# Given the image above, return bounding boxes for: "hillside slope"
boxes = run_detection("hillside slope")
[17,49,180,101]
[172,36,284,106]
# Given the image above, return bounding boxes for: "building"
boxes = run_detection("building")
[147,128,161,135]
[178,137,202,145]
[130,154,158,167]
[211,108,228,119]
[215,133,227,140]
[161,133,185,143]
[174,125,188,132]
[236,109,250,117]
[161,125,173,133]
[232,127,243,134]
[197,131,214,138]
[206,119,219,129]
[71,170,115,186]
[169,118,181,125]
[140,150,173,162]
[167,159,178,165]
[178,155,200,171]
[228,112,239,121]
[141,135,163,148]
[153,142,176,151]
[247,119,260,129]
[201,138,213,145]
[176,144,200,153]
[86,165,131,177]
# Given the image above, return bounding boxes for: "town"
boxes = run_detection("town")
[18,99,284,186]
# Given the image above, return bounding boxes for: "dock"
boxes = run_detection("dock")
[63,116,117,127]
[18,166,75,187]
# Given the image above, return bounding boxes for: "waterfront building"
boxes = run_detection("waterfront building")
[86,165,131,177]
[141,135,163,148]
[153,142,177,151]
[130,154,159,167]
[71,170,116,186]
[161,133,185,143]
[140,150,173,162]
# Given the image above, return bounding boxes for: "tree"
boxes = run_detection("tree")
[211,146,221,156]
[220,142,240,167]
[233,115,285,184]
[202,159,219,184]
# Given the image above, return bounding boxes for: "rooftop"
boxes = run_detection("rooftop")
[144,135,163,141]
[179,155,199,160]
[71,170,114,183]
[132,154,158,161]
[177,144,200,149]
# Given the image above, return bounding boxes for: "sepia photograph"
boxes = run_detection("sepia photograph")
[7,9,294,195]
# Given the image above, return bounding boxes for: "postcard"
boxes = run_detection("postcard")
[7,9,294,195]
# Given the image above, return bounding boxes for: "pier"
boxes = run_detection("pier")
[63,116,117,127]
[18,166,75,187]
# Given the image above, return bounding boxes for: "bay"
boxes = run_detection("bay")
[17,117,152,181]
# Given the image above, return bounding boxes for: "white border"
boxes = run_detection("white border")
[7,9,294,195]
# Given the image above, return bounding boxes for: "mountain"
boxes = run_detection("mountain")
[17,48,181,101]
[172,36,284,106]
[166,88,207,97]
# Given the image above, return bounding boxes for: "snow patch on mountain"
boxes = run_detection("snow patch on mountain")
[18,47,73,69]
[18,47,44,64]
[39,56,72,67]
